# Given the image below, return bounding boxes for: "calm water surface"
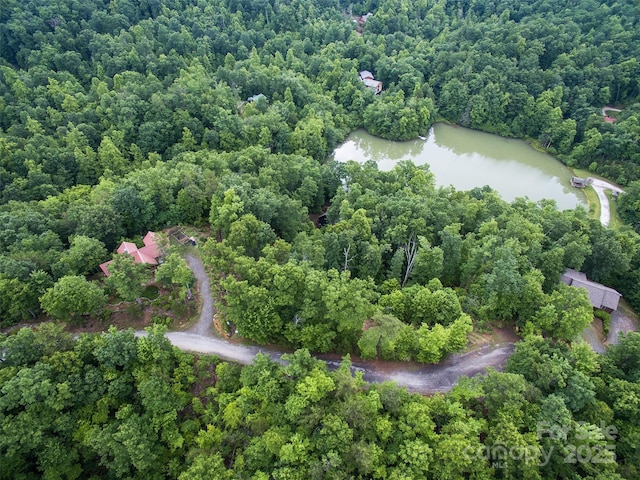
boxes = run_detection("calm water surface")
[332,124,586,210]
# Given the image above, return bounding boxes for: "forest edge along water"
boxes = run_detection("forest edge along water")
[333,123,587,211]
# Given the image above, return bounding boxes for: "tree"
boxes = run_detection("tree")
[415,323,449,363]
[40,275,106,322]
[110,185,155,237]
[357,313,410,360]
[97,136,127,177]
[507,335,596,412]
[411,237,444,285]
[618,180,640,229]
[290,113,327,161]
[0,322,74,367]
[601,332,640,383]
[583,228,635,284]
[0,270,52,326]
[322,269,377,351]
[481,242,525,321]
[422,288,463,327]
[446,314,473,352]
[226,213,277,258]
[155,253,194,293]
[68,203,125,251]
[176,183,208,225]
[222,279,282,344]
[105,253,151,301]
[210,188,244,240]
[179,454,235,480]
[439,223,464,286]
[52,235,108,278]
[546,283,594,341]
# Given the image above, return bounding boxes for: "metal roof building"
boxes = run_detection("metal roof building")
[561,268,622,312]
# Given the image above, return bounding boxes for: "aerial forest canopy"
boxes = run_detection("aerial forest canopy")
[1,323,640,479]
[1,0,640,327]
[3,0,640,478]
[1,0,640,195]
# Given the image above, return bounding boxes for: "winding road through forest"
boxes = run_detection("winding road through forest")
[146,255,516,394]
[145,255,635,393]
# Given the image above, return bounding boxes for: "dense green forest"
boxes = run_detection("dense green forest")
[202,161,636,358]
[1,0,640,330]
[2,0,640,477]
[2,324,640,479]
[1,0,640,195]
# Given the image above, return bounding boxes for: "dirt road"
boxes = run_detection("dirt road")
[579,307,637,352]
[607,309,637,345]
[185,254,214,336]
[602,106,622,117]
[151,330,515,394]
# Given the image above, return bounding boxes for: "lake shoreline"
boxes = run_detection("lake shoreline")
[333,123,587,210]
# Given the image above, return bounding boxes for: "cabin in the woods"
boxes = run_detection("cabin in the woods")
[570,176,590,188]
[353,12,373,26]
[99,231,161,277]
[561,268,622,312]
[352,12,373,33]
[247,94,266,103]
[359,70,383,94]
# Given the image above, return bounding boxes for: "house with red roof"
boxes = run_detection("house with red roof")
[100,231,162,276]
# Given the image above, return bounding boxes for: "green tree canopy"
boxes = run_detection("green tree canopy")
[40,275,106,322]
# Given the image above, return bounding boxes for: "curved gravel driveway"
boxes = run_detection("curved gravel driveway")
[589,177,624,227]
[147,248,636,393]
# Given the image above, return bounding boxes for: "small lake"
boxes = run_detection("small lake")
[332,124,586,210]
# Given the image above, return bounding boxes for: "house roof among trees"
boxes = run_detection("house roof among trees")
[117,242,138,254]
[561,268,622,311]
[99,231,161,276]
[359,71,382,94]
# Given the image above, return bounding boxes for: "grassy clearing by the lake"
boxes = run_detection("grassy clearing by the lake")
[606,190,623,230]
[571,167,625,228]
[582,185,601,221]
[571,167,590,178]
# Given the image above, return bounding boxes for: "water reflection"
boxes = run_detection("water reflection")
[332,124,586,210]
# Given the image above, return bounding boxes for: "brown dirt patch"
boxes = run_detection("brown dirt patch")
[362,318,376,332]
[466,323,519,350]
[72,311,150,333]
[213,313,231,339]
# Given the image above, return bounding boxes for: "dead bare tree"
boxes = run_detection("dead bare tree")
[401,233,418,287]
[343,242,355,271]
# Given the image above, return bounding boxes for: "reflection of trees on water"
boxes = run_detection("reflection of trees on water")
[433,127,519,161]
[348,130,427,163]
[432,124,554,163]
[559,183,587,206]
